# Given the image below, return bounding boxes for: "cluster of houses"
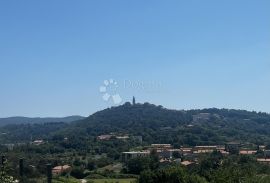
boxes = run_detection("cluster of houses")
[122,143,270,166]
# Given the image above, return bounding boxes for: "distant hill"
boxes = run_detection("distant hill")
[64,102,270,146]
[0,116,85,126]
[2,103,270,146]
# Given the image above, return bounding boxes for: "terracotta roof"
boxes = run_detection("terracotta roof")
[239,150,257,155]
[257,159,270,162]
[181,161,194,166]
[194,150,213,154]
[52,165,71,174]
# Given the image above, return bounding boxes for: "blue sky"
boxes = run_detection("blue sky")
[0,0,269,117]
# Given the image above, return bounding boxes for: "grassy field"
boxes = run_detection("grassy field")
[87,178,137,183]
[52,177,80,183]
[96,163,123,173]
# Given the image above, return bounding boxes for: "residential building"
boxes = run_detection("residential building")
[239,150,257,155]
[122,151,150,162]
[97,135,113,141]
[193,113,211,122]
[151,144,172,150]
[264,150,270,157]
[225,142,240,154]
[181,161,194,167]
[33,140,44,146]
[257,159,270,165]
[258,145,266,151]
[52,165,72,175]
[116,136,129,140]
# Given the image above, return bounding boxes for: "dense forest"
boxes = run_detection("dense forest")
[2,102,270,146]
[66,102,270,146]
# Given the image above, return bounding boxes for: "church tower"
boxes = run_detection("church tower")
[132,96,136,105]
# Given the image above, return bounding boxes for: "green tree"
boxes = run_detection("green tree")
[0,165,15,183]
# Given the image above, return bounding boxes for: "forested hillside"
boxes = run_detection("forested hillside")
[1,102,270,146]
[59,102,270,146]
[2,103,270,182]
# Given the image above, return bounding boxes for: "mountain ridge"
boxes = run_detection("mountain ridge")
[0,115,85,126]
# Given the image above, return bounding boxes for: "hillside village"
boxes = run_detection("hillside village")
[121,143,270,166]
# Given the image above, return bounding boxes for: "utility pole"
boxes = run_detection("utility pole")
[47,164,52,183]
[19,158,25,183]
[19,158,24,177]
